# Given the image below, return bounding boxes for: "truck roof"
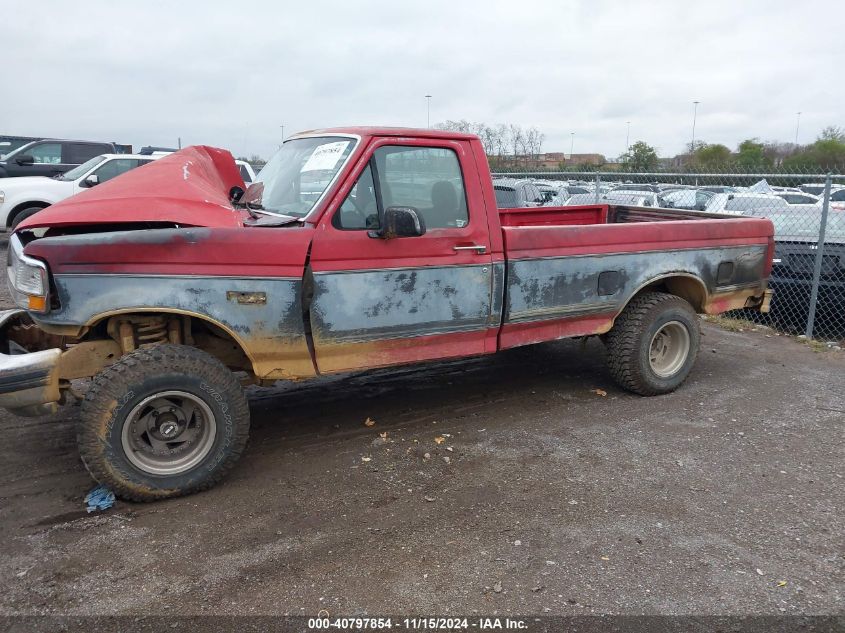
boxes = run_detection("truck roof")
[290,126,477,141]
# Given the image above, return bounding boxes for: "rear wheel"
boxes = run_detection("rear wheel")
[604,291,700,395]
[79,344,250,501]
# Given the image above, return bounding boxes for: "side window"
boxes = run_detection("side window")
[374,146,468,229]
[92,158,141,183]
[239,164,252,183]
[334,164,380,230]
[67,143,108,164]
[28,143,62,164]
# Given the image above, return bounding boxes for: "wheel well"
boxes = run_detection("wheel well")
[87,311,254,374]
[7,200,51,227]
[621,275,708,315]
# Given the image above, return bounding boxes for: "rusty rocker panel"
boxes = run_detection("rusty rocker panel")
[40,274,315,379]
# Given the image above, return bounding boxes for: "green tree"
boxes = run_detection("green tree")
[693,143,731,170]
[782,131,845,171]
[819,126,845,143]
[736,139,771,171]
[621,141,659,172]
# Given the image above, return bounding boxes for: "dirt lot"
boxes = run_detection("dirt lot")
[0,241,842,618]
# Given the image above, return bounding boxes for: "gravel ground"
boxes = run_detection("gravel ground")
[0,242,842,618]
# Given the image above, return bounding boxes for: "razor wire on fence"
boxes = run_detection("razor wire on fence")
[490,169,845,341]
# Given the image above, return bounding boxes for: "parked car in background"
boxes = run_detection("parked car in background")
[700,185,739,194]
[0,135,44,159]
[607,190,665,207]
[564,191,663,208]
[492,178,544,208]
[236,160,258,184]
[661,189,715,211]
[610,182,661,193]
[0,154,159,228]
[774,191,820,205]
[767,208,845,332]
[0,140,123,178]
[139,146,179,155]
[705,192,792,215]
[799,183,845,197]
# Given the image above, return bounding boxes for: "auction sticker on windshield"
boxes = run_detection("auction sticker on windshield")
[302,141,351,173]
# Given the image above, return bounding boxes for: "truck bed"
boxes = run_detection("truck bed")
[496,204,774,348]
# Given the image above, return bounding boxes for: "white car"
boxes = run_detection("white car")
[236,160,259,184]
[774,191,820,205]
[0,153,160,229]
[704,192,792,215]
[565,191,661,207]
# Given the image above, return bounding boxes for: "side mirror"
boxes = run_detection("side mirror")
[81,174,99,188]
[15,154,34,166]
[369,206,426,239]
[229,185,245,203]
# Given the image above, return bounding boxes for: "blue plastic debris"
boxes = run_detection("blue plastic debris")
[84,485,115,513]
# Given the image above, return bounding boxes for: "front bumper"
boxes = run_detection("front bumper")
[0,309,61,416]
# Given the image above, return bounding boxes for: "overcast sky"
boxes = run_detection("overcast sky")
[4,0,842,160]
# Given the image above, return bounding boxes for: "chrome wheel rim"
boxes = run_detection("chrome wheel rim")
[121,390,216,475]
[648,321,691,378]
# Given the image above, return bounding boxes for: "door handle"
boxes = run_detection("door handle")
[453,245,487,254]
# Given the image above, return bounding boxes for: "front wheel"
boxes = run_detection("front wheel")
[10,205,48,230]
[604,291,700,395]
[79,344,250,501]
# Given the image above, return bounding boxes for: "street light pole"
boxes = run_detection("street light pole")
[691,101,700,153]
[569,132,575,158]
[425,95,432,128]
[625,121,630,153]
[795,112,801,145]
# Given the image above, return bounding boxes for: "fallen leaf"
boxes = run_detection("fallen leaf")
[364,418,376,427]
[379,432,389,439]
[600,556,610,561]
[777,580,787,587]
[424,495,436,502]
[361,456,371,462]
[434,436,445,445]
[591,389,608,397]
[756,568,765,576]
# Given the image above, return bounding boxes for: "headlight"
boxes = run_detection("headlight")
[7,235,49,312]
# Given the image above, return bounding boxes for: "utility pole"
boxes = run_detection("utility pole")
[691,101,700,153]
[425,95,432,128]
[795,112,801,145]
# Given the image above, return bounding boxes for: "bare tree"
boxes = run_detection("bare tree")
[433,120,546,166]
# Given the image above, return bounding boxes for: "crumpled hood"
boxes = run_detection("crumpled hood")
[16,146,248,231]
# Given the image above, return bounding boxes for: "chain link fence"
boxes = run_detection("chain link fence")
[491,169,845,341]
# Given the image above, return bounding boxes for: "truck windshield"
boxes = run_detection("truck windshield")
[252,136,356,218]
[56,156,106,181]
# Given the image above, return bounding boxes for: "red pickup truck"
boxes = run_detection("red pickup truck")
[1,127,774,501]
